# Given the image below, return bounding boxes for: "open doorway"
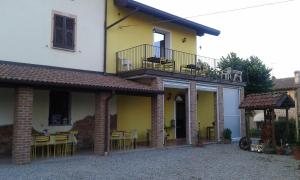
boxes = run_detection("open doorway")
[175,95,186,139]
[153,28,171,58]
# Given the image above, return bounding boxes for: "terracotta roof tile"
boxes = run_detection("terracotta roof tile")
[273,77,297,90]
[239,92,295,110]
[0,61,161,94]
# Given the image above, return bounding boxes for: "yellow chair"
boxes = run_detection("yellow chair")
[110,131,124,151]
[54,134,68,157]
[33,136,50,159]
[123,132,132,150]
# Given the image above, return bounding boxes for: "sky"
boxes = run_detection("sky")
[136,0,300,78]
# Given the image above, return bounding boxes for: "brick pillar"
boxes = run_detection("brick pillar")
[217,86,224,141]
[12,87,33,165]
[151,77,164,148]
[94,92,111,155]
[189,81,197,144]
[240,87,246,137]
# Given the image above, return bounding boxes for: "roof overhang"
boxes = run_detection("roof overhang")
[114,0,220,36]
[0,61,163,95]
[239,92,295,110]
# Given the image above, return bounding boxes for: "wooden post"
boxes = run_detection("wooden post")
[286,108,289,143]
[271,109,276,148]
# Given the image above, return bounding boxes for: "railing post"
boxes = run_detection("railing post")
[116,52,119,73]
[143,44,147,69]
[194,54,197,76]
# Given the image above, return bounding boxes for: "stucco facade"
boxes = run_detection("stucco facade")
[0,0,105,72]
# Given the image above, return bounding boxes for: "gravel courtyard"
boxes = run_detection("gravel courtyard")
[0,144,299,180]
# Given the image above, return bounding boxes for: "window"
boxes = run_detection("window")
[49,91,70,126]
[53,13,75,50]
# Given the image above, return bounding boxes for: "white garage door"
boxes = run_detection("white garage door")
[223,88,241,139]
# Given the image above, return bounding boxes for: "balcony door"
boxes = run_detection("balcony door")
[153,28,171,58]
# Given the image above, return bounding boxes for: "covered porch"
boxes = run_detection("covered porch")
[0,61,163,164]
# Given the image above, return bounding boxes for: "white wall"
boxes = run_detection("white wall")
[0,88,95,133]
[32,90,95,133]
[0,88,15,126]
[0,0,105,72]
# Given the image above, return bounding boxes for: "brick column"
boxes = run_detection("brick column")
[217,86,224,141]
[189,81,197,144]
[12,87,33,165]
[94,92,111,155]
[240,87,246,137]
[151,77,164,148]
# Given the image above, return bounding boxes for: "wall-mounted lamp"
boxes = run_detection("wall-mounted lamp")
[182,37,187,43]
[175,95,183,102]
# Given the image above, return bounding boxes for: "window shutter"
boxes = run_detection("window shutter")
[53,15,64,48]
[53,14,75,50]
[65,18,75,49]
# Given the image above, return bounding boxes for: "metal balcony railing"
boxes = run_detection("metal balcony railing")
[116,44,220,78]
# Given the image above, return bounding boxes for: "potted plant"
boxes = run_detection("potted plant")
[223,128,232,144]
[293,141,300,160]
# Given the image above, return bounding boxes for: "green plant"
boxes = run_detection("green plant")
[223,128,232,140]
[218,52,273,95]
[275,119,296,145]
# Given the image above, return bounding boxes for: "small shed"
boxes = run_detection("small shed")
[239,92,295,147]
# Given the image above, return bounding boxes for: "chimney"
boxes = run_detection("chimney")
[295,71,300,85]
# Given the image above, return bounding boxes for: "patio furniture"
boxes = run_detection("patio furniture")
[110,131,124,150]
[110,130,137,151]
[180,64,201,75]
[221,67,232,80]
[232,70,243,82]
[120,59,132,71]
[31,132,77,159]
[54,134,68,157]
[144,57,174,71]
[123,132,134,150]
[32,135,50,159]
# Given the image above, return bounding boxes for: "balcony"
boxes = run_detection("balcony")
[116,44,221,80]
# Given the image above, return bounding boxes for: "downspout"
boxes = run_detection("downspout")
[104,90,115,155]
[103,0,108,74]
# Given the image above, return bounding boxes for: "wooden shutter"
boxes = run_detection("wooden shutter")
[53,14,75,50]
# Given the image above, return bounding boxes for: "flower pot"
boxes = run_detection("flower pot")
[293,146,300,160]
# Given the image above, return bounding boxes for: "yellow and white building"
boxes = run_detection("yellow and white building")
[0,0,245,164]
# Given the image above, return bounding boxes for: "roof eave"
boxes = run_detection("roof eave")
[114,0,220,36]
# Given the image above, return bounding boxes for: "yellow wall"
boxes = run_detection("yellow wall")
[116,95,151,142]
[164,88,186,140]
[107,0,197,73]
[197,91,215,139]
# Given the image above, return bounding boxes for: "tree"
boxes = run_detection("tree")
[218,52,273,95]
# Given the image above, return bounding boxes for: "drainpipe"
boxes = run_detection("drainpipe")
[104,90,115,155]
[103,0,108,74]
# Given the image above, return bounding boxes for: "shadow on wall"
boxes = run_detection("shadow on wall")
[72,116,95,150]
[0,125,13,155]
